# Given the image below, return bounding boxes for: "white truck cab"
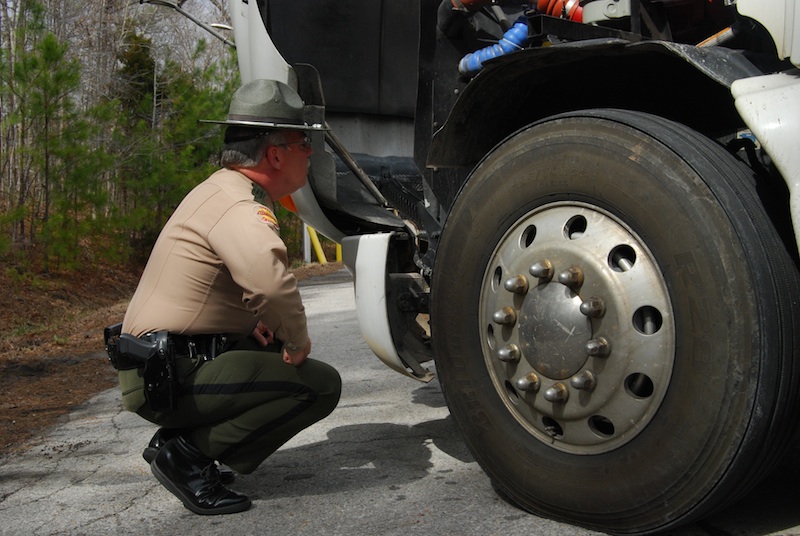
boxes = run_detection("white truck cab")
[153,0,800,532]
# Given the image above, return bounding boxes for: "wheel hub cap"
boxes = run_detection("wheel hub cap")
[518,284,590,380]
[481,202,675,454]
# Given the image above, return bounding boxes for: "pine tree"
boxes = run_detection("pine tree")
[110,31,237,264]
[0,0,245,271]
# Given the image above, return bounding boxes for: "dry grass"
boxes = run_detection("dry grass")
[0,262,344,454]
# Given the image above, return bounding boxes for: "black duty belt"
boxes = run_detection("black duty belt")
[167,333,229,361]
[103,323,228,371]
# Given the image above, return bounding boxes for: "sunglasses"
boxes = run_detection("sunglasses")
[279,135,312,152]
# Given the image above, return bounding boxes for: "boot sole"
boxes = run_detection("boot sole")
[150,460,251,515]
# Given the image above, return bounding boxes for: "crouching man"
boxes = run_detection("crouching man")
[108,79,341,515]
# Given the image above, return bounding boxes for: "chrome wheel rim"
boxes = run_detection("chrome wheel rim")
[480,202,675,454]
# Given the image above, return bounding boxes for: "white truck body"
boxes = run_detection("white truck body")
[165,0,800,532]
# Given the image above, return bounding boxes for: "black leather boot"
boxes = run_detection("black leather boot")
[142,428,180,464]
[144,428,236,484]
[150,436,251,515]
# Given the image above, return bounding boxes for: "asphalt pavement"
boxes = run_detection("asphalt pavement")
[1,269,800,535]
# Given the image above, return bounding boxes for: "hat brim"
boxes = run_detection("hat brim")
[199,119,329,131]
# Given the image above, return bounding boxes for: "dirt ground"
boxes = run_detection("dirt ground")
[0,261,344,455]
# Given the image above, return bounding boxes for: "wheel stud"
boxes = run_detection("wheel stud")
[529,260,554,281]
[543,382,569,403]
[557,266,584,290]
[503,275,529,295]
[492,307,517,325]
[585,337,611,357]
[570,370,597,391]
[497,344,521,363]
[515,372,540,392]
[580,297,606,318]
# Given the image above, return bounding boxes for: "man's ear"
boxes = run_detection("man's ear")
[266,145,282,169]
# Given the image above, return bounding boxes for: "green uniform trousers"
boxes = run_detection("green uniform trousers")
[119,340,341,474]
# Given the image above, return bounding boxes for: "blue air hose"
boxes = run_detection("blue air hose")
[458,19,529,75]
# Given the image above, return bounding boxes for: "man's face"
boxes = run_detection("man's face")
[276,131,313,194]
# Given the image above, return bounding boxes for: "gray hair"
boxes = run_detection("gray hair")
[220,129,288,168]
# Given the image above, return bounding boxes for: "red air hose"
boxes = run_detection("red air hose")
[449,0,583,23]
[538,0,583,22]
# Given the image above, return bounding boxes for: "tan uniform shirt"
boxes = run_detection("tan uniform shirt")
[122,168,308,349]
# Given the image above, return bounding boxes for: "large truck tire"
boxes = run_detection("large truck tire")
[430,109,800,534]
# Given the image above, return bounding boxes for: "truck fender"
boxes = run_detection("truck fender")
[341,233,434,382]
[428,39,767,170]
[733,69,800,252]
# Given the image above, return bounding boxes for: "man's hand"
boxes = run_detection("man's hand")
[251,321,275,347]
[283,339,311,366]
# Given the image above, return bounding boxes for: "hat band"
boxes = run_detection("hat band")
[227,113,303,125]
[224,129,270,143]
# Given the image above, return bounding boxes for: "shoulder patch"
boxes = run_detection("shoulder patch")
[254,205,280,232]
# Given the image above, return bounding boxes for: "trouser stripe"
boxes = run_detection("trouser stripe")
[188,380,318,462]
[188,380,311,396]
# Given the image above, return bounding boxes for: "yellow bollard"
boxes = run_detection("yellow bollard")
[335,243,342,262]
[307,227,327,264]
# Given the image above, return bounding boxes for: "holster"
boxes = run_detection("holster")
[104,323,177,412]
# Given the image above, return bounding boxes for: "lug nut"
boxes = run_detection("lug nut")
[492,307,517,326]
[503,275,529,295]
[570,370,597,391]
[515,372,540,392]
[586,337,611,357]
[580,297,606,318]
[529,260,554,281]
[557,266,584,289]
[497,344,521,363]
[543,382,569,403]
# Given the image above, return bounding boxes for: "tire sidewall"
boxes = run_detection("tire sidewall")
[432,116,767,530]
